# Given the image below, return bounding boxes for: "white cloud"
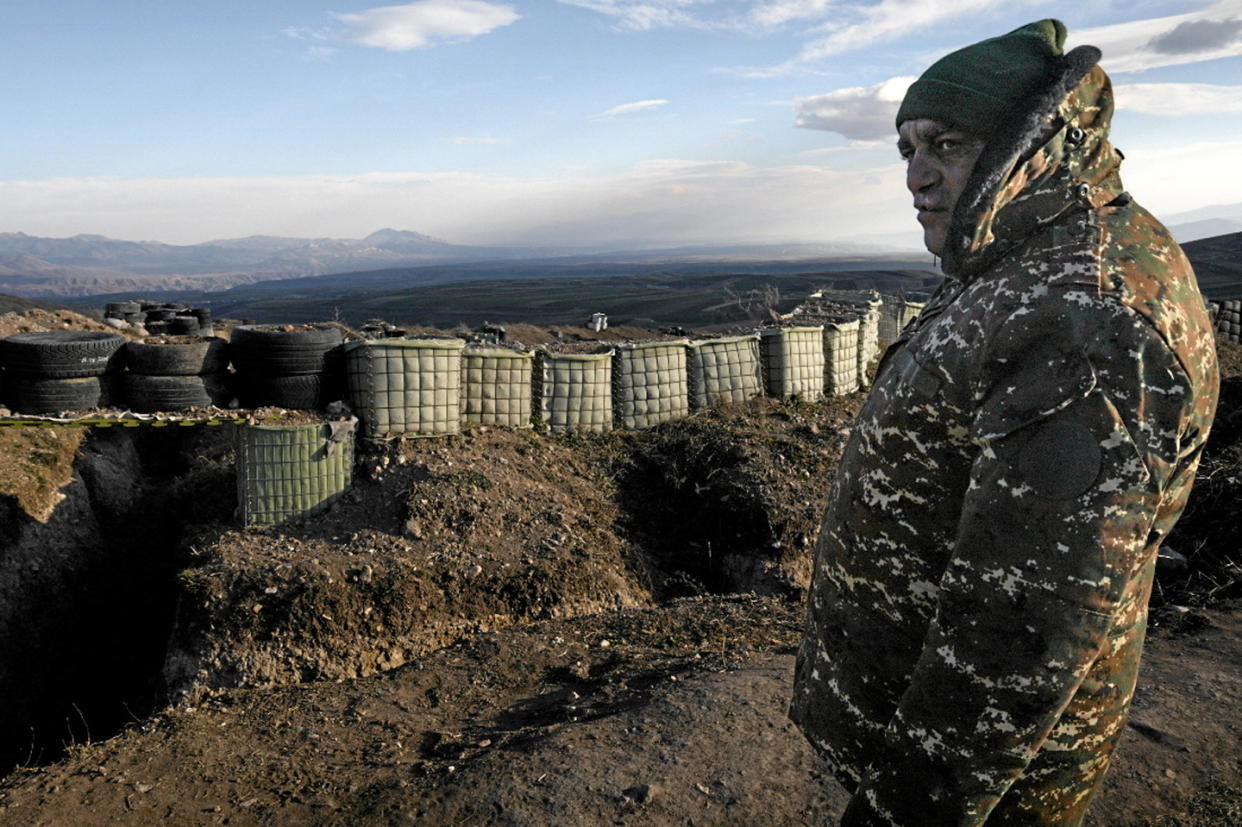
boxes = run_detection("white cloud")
[555,0,706,32]
[1071,0,1242,73]
[334,1,520,51]
[1114,82,1242,115]
[558,0,839,32]
[592,98,670,119]
[305,46,339,61]
[747,0,833,28]
[740,0,1003,77]
[281,26,333,41]
[452,136,513,144]
[794,76,915,140]
[797,140,890,157]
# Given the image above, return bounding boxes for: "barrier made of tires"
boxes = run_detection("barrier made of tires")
[344,338,465,438]
[0,331,125,379]
[120,373,230,412]
[461,347,534,429]
[687,335,762,409]
[7,376,106,413]
[231,324,345,409]
[612,340,689,429]
[0,331,124,414]
[759,326,824,400]
[119,336,231,413]
[126,337,227,376]
[236,421,354,527]
[823,320,861,397]
[538,351,613,433]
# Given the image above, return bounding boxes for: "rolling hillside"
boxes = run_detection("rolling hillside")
[1183,231,1242,300]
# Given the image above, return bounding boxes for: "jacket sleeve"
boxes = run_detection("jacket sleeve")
[842,297,1193,825]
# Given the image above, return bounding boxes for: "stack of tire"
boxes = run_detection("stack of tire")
[143,308,174,335]
[103,301,144,328]
[120,337,232,413]
[229,324,344,409]
[0,331,125,414]
[1216,300,1241,344]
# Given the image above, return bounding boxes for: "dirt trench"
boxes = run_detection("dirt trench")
[0,425,235,774]
[159,397,855,704]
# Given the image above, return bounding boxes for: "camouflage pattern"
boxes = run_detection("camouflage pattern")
[790,62,1219,825]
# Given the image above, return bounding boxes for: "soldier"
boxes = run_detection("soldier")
[790,19,1218,826]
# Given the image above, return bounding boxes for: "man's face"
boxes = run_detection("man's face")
[897,119,986,256]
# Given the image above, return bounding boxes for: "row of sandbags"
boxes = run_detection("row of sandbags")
[235,324,883,527]
[0,319,879,428]
[342,323,879,438]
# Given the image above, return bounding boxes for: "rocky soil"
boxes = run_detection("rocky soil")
[0,314,1237,824]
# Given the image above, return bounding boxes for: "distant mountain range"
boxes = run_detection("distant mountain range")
[1166,201,1242,242]
[0,228,918,298]
[0,229,555,296]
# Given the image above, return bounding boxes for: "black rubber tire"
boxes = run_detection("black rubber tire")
[125,337,228,375]
[120,373,230,413]
[145,309,176,322]
[168,316,201,335]
[240,372,325,409]
[105,301,140,316]
[230,324,344,375]
[10,376,103,414]
[0,331,125,378]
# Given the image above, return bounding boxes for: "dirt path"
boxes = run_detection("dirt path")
[0,597,1237,825]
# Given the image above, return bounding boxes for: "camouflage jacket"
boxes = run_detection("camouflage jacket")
[790,48,1219,825]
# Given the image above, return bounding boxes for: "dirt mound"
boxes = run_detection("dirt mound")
[0,309,118,339]
[165,428,654,701]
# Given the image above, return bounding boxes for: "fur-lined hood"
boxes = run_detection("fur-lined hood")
[942,45,1127,279]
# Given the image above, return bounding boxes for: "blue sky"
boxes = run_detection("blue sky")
[1,0,1240,248]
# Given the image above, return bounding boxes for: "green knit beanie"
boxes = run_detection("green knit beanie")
[896,19,1067,137]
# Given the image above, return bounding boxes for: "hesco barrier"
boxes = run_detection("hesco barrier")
[344,339,465,438]
[612,340,690,429]
[759,326,825,399]
[461,347,534,428]
[687,335,762,408]
[823,320,861,397]
[878,298,926,342]
[1212,300,1241,344]
[538,351,613,433]
[236,422,354,527]
[857,308,880,388]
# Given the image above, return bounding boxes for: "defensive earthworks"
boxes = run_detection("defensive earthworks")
[0,293,1239,824]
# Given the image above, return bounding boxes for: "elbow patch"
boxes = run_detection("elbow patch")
[1017,418,1102,500]
[1000,388,1152,502]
